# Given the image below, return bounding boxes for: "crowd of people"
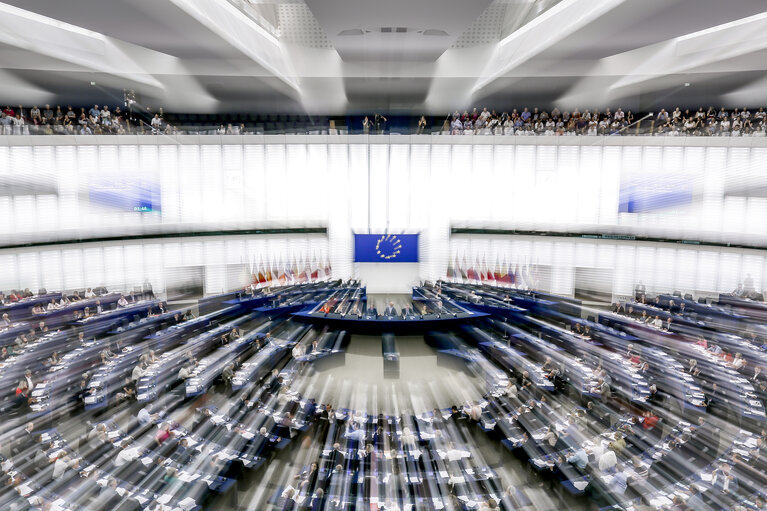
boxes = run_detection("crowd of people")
[3,102,767,136]
[0,104,149,135]
[447,106,767,136]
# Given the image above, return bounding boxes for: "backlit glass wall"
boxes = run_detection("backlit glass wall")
[0,136,765,297]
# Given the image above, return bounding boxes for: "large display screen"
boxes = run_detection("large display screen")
[618,170,693,213]
[354,234,419,263]
[89,172,161,212]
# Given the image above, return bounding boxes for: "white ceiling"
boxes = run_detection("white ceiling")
[0,0,765,114]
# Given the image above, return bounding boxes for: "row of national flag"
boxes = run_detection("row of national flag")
[445,256,537,289]
[250,256,332,287]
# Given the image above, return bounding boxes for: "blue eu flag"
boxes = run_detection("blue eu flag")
[354,234,419,263]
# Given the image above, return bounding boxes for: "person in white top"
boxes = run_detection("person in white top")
[505,381,518,399]
[132,362,147,382]
[114,440,139,467]
[651,315,663,328]
[46,299,58,311]
[11,114,25,135]
[150,114,162,132]
[465,401,482,421]
[598,448,617,472]
[117,295,128,308]
[85,288,95,298]
[52,452,72,478]
[444,442,470,461]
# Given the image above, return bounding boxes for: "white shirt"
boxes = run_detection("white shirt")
[137,407,152,425]
[53,458,70,478]
[132,365,145,381]
[114,447,139,467]
[598,450,617,472]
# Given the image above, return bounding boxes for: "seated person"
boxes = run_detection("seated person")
[383,301,397,317]
[710,461,738,494]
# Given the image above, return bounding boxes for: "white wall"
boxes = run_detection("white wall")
[1,134,767,297]
[451,234,767,300]
[355,263,420,294]
[0,234,328,297]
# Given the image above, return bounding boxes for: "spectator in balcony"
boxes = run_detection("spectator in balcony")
[586,117,597,136]
[732,117,742,136]
[88,108,99,127]
[78,113,91,135]
[151,113,162,134]
[520,108,531,123]
[100,105,111,126]
[0,113,11,135]
[450,116,462,135]
[462,117,473,133]
[89,104,100,119]
[475,115,486,134]
[479,108,491,124]
[417,115,427,134]
[11,113,25,135]
[374,113,387,134]
[112,114,125,134]
[30,105,41,123]
[720,116,731,135]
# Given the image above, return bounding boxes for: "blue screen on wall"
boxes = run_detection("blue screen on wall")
[89,173,161,212]
[354,234,419,262]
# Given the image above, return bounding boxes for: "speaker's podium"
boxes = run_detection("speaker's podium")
[382,333,399,379]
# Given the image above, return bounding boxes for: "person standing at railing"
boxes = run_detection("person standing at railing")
[150,113,162,134]
[374,113,387,134]
[417,115,427,134]
[0,112,11,135]
[12,113,25,135]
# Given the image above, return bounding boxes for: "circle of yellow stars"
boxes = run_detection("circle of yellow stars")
[375,234,402,260]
